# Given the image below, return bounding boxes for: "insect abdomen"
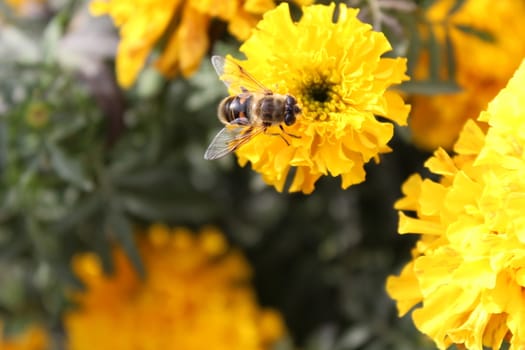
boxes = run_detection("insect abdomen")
[218,95,253,124]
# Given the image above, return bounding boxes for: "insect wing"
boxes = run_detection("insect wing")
[211,55,272,95]
[204,124,264,160]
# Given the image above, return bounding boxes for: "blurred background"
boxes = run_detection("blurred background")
[0,0,521,349]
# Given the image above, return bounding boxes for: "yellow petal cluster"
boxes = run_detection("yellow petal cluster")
[230,3,410,194]
[89,0,311,88]
[409,0,525,151]
[387,59,525,350]
[64,224,286,350]
[0,325,49,350]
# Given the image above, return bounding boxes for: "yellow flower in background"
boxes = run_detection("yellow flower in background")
[229,3,409,194]
[387,59,525,350]
[90,0,311,88]
[64,224,286,350]
[409,0,525,151]
[0,325,49,350]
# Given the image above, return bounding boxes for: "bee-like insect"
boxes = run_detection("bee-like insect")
[204,55,301,160]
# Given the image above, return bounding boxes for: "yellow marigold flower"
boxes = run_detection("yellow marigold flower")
[386,59,525,350]
[0,324,49,350]
[89,0,311,88]
[64,224,286,350]
[227,3,410,193]
[409,0,525,151]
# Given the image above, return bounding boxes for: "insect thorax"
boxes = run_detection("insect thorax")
[254,95,286,125]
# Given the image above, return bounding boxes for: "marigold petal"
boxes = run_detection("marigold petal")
[155,5,209,77]
[424,148,457,177]
[199,226,228,257]
[482,314,508,349]
[244,0,274,14]
[385,262,423,316]
[413,251,461,296]
[394,174,423,211]
[148,223,171,247]
[228,11,259,41]
[412,285,478,349]
[383,90,410,126]
[453,120,486,156]
[340,164,366,190]
[289,167,321,194]
[419,179,447,216]
[398,212,443,235]
[447,304,490,350]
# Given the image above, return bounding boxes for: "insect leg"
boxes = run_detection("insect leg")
[263,127,291,146]
[279,125,300,139]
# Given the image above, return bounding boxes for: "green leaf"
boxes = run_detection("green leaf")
[399,80,462,94]
[106,207,144,278]
[0,264,26,309]
[447,0,467,15]
[93,219,115,276]
[406,18,422,78]
[304,326,336,350]
[48,117,87,142]
[120,192,218,222]
[332,326,372,350]
[110,164,178,189]
[444,28,457,81]
[47,143,93,190]
[53,193,102,235]
[0,238,28,261]
[421,0,437,10]
[427,25,440,81]
[454,24,495,42]
[42,12,67,64]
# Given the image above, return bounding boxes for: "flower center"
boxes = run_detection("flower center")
[298,77,344,121]
[306,82,332,103]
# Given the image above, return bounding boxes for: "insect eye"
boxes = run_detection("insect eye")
[286,95,296,105]
[285,113,296,126]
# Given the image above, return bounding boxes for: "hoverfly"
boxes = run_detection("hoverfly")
[204,55,301,160]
